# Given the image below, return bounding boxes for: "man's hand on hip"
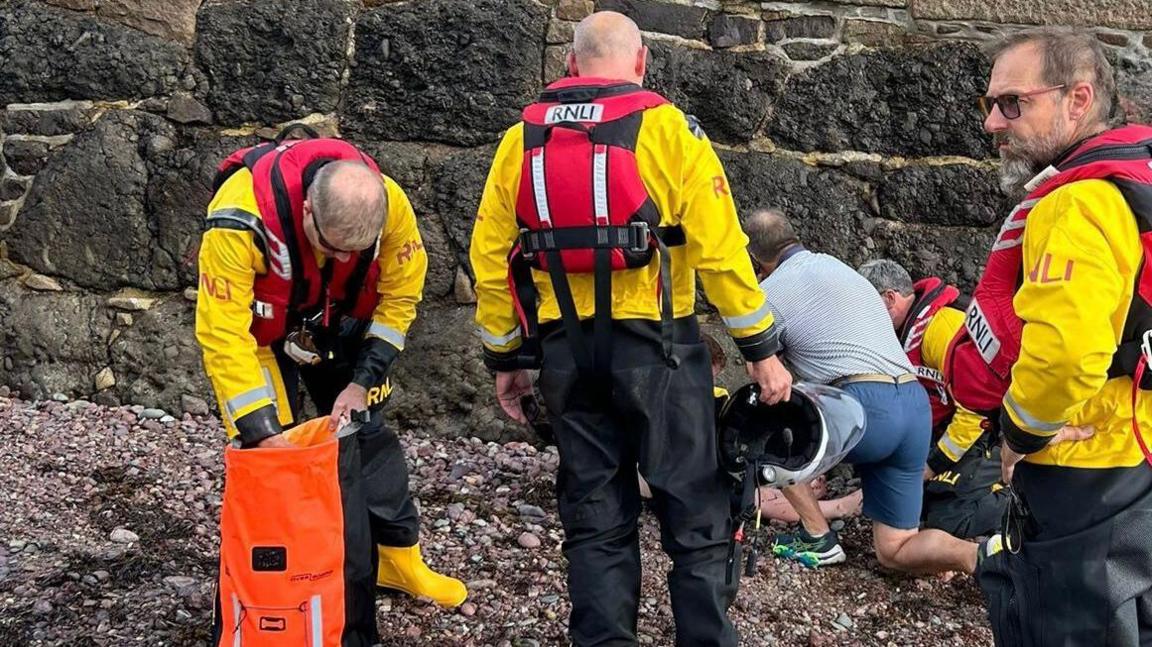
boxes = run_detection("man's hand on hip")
[747,355,793,404]
[330,383,368,431]
[496,369,533,424]
[1001,424,1094,483]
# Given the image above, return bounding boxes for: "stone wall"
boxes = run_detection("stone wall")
[1,0,1149,442]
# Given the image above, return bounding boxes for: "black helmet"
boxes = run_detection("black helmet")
[717,382,866,488]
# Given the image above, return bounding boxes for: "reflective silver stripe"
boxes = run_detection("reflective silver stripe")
[1008,198,1040,215]
[1000,219,1026,233]
[366,322,406,350]
[723,300,773,330]
[226,386,273,420]
[991,237,1023,252]
[264,227,292,280]
[593,145,609,226]
[531,148,551,227]
[232,594,242,647]
[937,433,966,460]
[478,325,522,347]
[309,595,323,647]
[1004,391,1064,433]
[207,208,265,237]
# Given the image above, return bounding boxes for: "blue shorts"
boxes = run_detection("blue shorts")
[842,380,931,530]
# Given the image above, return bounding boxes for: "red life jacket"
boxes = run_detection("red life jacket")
[947,124,1152,414]
[508,78,686,372]
[209,133,383,346]
[899,277,960,431]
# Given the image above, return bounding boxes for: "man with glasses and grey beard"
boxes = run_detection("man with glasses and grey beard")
[952,27,1152,646]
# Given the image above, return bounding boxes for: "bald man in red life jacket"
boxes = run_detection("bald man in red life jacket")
[195,132,468,613]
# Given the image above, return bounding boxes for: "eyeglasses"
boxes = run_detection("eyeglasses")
[977,84,1066,120]
[308,208,358,255]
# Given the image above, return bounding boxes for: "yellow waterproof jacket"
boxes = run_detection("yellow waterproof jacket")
[921,306,992,471]
[470,95,779,366]
[195,168,427,440]
[1004,179,1152,469]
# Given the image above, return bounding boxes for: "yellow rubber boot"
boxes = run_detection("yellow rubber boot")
[376,544,468,608]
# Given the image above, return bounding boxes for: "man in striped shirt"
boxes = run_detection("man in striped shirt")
[745,209,978,574]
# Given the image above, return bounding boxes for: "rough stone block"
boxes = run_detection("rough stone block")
[547,19,576,45]
[0,1,189,104]
[109,298,209,413]
[97,0,201,44]
[911,0,1152,31]
[147,133,259,289]
[388,304,518,443]
[2,105,94,137]
[342,0,547,146]
[196,0,357,126]
[765,15,837,42]
[544,45,572,84]
[595,0,712,40]
[3,139,51,176]
[768,42,993,159]
[166,94,213,125]
[718,150,876,267]
[0,177,27,202]
[869,220,995,293]
[824,0,905,6]
[841,19,916,46]
[709,14,762,49]
[556,0,594,21]
[2,111,222,291]
[0,282,112,402]
[646,42,788,144]
[878,163,1012,227]
[1114,53,1152,125]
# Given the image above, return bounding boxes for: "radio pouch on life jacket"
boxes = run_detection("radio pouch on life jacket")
[508,82,687,375]
[212,414,378,647]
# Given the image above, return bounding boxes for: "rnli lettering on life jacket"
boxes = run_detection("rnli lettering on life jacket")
[917,365,946,384]
[544,103,605,124]
[965,298,1001,365]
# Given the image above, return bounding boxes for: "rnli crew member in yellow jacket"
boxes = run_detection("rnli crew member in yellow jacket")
[859,259,1009,539]
[966,28,1152,646]
[195,136,467,608]
[470,12,791,646]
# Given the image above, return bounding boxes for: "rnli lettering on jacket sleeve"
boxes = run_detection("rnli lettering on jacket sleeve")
[195,168,291,440]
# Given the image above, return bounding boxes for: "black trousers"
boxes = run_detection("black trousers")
[978,464,1152,646]
[538,318,739,647]
[922,441,1009,539]
[274,330,420,548]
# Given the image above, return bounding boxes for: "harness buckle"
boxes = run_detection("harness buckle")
[628,221,651,253]
[1142,329,1152,368]
[518,228,536,261]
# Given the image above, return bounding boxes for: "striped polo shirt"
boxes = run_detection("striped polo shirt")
[759,247,913,385]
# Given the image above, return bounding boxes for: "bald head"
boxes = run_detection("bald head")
[569,11,647,84]
[306,160,387,252]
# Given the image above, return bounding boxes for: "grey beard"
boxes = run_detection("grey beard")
[998,155,1039,201]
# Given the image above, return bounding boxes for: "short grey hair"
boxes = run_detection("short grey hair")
[987,27,1118,127]
[307,160,387,251]
[858,258,914,296]
[744,208,800,263]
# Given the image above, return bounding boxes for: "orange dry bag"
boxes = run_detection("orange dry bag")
[212,416,378,646]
